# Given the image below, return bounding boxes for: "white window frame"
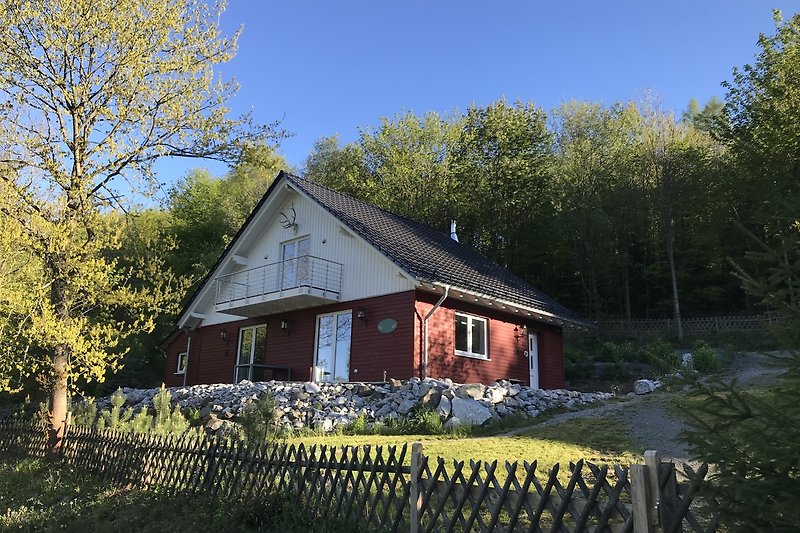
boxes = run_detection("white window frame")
[176,352,188,374]
[234,324,267,382]
[454,312,489,360]
[280,235,311,290]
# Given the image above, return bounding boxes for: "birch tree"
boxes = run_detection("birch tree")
[0,0,279,450]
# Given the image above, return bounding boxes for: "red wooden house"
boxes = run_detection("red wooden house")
[163,172,586,388]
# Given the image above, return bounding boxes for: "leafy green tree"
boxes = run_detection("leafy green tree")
[168,144,288,281]
[0,0,279,450]
[551,101,645,318]
[721,10,800,265]
[681,14,800,531]
[304,135,366,197]
[450,100,554,277]
[681,96,726,133]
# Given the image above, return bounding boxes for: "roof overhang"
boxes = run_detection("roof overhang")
[417,282,591,330]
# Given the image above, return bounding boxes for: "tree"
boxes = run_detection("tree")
[681,14,800,530]
[681,96,726,133]
[450,100,553,279]
[169,144,288,281]
[0,0,279,449]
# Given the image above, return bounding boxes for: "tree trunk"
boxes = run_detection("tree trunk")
[664,207,684,341]
[48,274,71,456]
[49,345,69,456]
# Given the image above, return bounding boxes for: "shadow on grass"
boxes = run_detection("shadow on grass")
[0,458,349,533]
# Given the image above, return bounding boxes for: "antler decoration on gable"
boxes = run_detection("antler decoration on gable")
[278,204,298,232]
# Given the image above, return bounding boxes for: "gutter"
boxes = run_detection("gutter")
[182,328,192,387]
[423,285,450,380]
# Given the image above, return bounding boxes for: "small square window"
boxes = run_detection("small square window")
[176,352,188,374]
[454,313,488,359]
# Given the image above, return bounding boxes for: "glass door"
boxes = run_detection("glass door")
[234,324,266,382]
[281,237,310,290]
[314,310,352,382]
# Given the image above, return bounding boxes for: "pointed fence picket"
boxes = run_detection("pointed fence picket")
[0,419,717,532]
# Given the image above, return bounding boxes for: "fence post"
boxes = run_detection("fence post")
[410,441,423,533]
[631,450,664,533]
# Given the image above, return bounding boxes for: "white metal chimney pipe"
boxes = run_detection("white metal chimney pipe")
[450,220,459,242]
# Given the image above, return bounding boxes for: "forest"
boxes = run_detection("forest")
[0,5,798,400]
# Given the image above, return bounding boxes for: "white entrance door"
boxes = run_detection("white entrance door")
[314,310,352,382]
[528,333,540,389]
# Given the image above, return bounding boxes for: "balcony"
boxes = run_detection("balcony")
[214,256,343,317]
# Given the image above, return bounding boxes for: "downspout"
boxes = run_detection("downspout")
[182,329,192,387]
[423,285,450,380]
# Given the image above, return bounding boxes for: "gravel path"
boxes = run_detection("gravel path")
[498,351,787,462]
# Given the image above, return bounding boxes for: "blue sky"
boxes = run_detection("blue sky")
[154,1,798,193]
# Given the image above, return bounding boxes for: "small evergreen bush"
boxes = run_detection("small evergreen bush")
[97,389,133,430]
[692,341,721,374]
[238,394,278,442]
[644,340,680,373]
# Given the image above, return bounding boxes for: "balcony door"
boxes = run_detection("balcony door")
[281,236,310,290]
[234,324,266,382]
[314,310,352,382]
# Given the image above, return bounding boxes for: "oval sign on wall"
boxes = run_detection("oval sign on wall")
[377,318,397,334]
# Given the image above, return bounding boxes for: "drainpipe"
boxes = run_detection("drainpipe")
[182,329,192,387]
[423,285,450,380]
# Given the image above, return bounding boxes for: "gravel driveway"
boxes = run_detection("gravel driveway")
[500,351,787,462]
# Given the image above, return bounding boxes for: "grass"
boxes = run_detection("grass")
[289,415,640,475]
[0,457,347,533]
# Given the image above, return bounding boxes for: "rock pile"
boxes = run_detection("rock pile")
[102,378,614,434]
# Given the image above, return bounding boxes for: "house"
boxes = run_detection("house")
[163,171,586,389]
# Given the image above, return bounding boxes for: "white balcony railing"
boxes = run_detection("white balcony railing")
[215,256,343,307]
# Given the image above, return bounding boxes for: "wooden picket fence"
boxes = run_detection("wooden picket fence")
[0,420,717,532]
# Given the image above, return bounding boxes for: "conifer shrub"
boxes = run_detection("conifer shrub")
[691,341,721,374]
[238,394,278,443]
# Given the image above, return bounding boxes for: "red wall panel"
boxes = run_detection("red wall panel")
[413,291,565,387]
[163,291,416,385]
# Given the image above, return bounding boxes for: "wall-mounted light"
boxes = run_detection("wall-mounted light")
[280,319,290,334]
[356,306,367,324]
[220,329,228,341]
[513,324,528,340]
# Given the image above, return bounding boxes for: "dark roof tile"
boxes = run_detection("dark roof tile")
[287,174,585,325]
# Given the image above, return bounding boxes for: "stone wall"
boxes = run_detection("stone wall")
[102,378,613,435]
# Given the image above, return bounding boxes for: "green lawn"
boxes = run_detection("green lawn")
[289,416,640,474]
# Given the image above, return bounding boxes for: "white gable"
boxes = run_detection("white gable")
[180,178,416,328]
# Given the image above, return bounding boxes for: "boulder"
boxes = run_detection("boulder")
[419,387,442,410]
[455,383,485,400]
[304,382,321,394]
[436,396,452,419]
[634,379,659,395]
[486,388,506,404]
[450,397,493,426]
[397,399,416,415]
[204,416,224,432]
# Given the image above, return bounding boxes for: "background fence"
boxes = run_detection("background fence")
[0,421,716,532]
[568,314,776,340]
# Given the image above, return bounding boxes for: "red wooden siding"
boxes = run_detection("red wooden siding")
[164,291,416,385]
[538,327,565,389]
[413,291,565,388]
[164,289,565,388]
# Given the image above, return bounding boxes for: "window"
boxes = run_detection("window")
[176,352,188,374]
[454,313,488,359]
[234,324,267,382]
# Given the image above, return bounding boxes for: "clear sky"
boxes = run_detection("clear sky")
[154,0,799,193]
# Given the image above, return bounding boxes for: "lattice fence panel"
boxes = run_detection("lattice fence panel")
[418,456,634,532]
